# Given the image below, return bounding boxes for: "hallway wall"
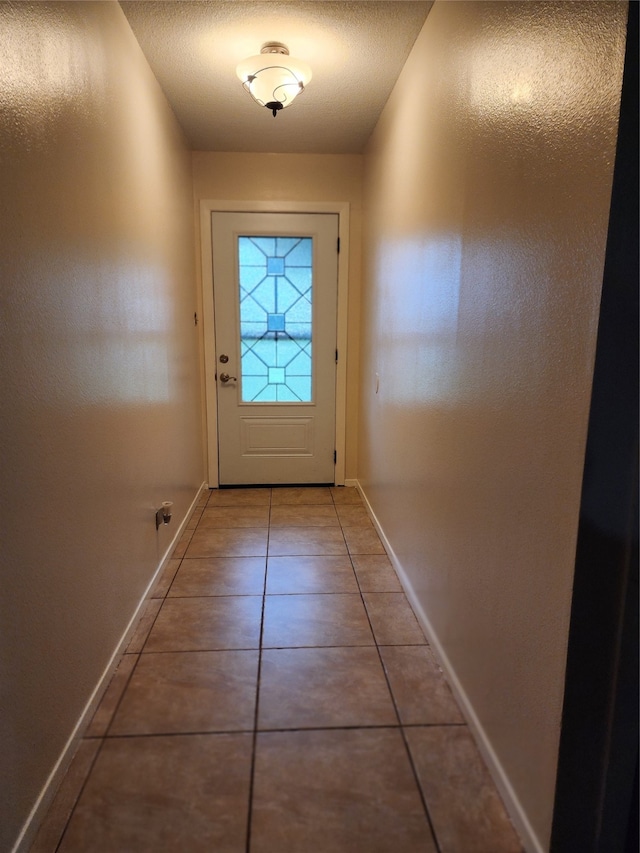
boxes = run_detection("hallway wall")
[0,3,203,849]
[191,151,363,480]
[358,2,627,850]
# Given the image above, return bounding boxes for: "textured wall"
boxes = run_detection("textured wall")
[192,151,363,480]
[0,3,203,849]
[359,1,626,849]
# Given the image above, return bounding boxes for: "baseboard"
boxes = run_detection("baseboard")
[343,478,358,487]
[12,482,208,853]
[355,480,545,853]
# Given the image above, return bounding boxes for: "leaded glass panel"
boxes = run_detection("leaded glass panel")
[238,236,313,403]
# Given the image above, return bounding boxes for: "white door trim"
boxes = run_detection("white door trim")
[200,199,350,487]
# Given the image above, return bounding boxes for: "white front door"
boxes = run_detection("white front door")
[211,211,339,485]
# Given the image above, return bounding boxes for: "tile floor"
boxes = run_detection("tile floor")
[31,486,524,853]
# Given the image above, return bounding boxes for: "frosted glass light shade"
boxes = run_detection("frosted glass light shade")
[236,46,312,116]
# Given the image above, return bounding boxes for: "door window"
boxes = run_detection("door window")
[238,236,313,403]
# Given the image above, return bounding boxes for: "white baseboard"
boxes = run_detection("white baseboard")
[12,482,208,853]
[355,480,545,853]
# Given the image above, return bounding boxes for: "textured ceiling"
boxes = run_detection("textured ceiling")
[120,1,432,153]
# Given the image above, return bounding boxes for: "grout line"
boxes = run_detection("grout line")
[54,738,105,853]
[129,641,427,654]
[97,722,454,739]
[91,721,468,741]
[102,654,141,739]
[396,725,443,853]
[353,543,443,853]
[245,495,270,853]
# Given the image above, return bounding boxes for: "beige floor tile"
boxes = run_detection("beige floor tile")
[198,506,270,528]
[150,558,181,599]
[269,504,339,527]
[330,486,363,505]
[185,527,268,558]
[342,525,386,555]
[379,646,465,725]
[262,593,374,648]
[258,647,397,730]
[207,488,271,506]
[351,554,402,592]
[266,555,358,594]
[405,727,524,853]
[335,505,373,527]
[30,740,101,853]
[363,592,427,645]
[109,650,258,735]
[59,734,252,852]
[145,596,262,651]
[251,729,437,853]
[126,599,162,653]
[86,654,138,737]
[171,529,193,559]
[268,527,347,556]
[185,507,203,530]
[271,486,333,505]
[169,557,266,597]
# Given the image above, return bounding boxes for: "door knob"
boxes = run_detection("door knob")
[219,373,237,384]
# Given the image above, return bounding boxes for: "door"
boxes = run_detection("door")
[211,211,339,485]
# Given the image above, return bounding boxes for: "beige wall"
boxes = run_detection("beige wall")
[0,3,203,849]
[359,2,626,850]
[191,152,363,480]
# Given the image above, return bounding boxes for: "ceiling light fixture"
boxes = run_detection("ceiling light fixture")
[236,42,312,117]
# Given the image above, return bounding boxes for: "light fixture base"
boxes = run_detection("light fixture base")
[260,42,289,56]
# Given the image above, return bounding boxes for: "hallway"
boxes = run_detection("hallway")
[32,486,522,852]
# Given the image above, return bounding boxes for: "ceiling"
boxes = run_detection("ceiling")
[119,1,432,154]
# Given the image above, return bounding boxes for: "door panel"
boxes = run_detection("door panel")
[211,212,338,485]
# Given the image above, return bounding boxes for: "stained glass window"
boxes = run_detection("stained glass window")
[238,236,313,402]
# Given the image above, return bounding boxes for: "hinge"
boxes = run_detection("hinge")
[194,312,198,326]
[335,348,339,364]
[337,237,340,254]
[333,450,337,464]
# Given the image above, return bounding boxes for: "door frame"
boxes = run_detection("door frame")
[199,199,350,488]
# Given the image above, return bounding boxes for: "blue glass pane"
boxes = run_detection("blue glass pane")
[267,314,286,332]
[286,266,312,293]
[242,376,268,401]
[238,235,313,403]
[240,266,267,290]
[253,385,275,403]
[283,298,312,324]
[275,338,303,366]
[246,337,276,365]
[239,239,268,267]
[286,351,312,375]
[286,376,312,400]
[246,279,276,314]
[276,237,300,256]
[285,239,313,266]
[240,321,266,342]
[276,385,298,402]
[273,279,301,314]
[267,256,285,276]
[241,350,268,377]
